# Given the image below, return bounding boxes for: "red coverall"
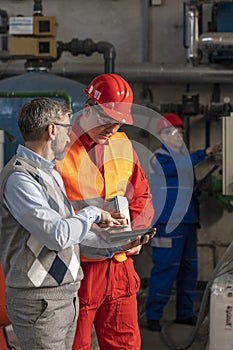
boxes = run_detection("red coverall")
[58,119,154,350]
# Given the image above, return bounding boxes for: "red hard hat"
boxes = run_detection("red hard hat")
[84,73,133,124]
[156,113,184,133]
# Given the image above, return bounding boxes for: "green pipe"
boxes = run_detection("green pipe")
[209,175,233,212]
[0,91,72,109]
[208,175,222,195]
[215,194,233,213]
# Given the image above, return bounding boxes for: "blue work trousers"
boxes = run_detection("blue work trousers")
[146,224,198,321]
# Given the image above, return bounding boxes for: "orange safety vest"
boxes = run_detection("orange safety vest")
[58,132,134,262]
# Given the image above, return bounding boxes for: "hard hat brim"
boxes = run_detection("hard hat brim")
[98,103,133,125]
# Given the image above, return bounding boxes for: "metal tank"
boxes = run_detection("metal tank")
[0,71,87,164]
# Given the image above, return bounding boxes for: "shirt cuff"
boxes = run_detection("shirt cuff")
[78,205,102,224]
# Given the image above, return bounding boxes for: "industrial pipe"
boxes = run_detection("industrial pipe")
[208,175,233,212]
[185,1,233,5]
[0,91,72,109]
[0,9,8,52]
[56,38,116,73]
[199,32,233,52]
[52,63,233,84]
[33,0,43,16]
[0,1,116,74]
[3,58,233,84]
[3,63,233,84]
[187,5,200,65]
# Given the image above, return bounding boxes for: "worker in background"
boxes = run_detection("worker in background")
[146,113,221,332]
[57,73,154,350]
[0,98,148,350]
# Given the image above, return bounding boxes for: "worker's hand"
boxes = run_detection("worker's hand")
[127,244,143,255]
[111,212,129,226]
[122,229,156,255]
[98,210,125,228]
[206,143,222,156]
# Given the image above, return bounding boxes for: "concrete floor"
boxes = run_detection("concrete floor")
[5,289,209,350]
[138,289,209,350]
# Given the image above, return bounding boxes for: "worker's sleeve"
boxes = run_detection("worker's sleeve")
[126,149,154,230]
[4,172,111,252]
[153,149,207,177]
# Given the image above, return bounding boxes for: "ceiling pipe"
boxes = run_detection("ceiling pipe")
[2,63,233,84]
[53,63,233,84]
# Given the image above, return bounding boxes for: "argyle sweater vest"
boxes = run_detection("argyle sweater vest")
[0,156,83,299]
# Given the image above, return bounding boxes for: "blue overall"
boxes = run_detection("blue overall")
[146,144,207,321]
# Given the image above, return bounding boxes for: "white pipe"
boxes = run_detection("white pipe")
[187,6,200,64]
[199,32,233,52]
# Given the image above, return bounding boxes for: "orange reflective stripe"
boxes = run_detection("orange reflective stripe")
[80,254,107,262]
[80,253,127,263]
[113,252,127,262]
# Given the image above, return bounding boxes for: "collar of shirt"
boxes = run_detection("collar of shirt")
[162,143,186,156]
[17,144,55,173]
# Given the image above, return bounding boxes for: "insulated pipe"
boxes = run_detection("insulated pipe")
[199,32,233,52]
[186,5,200,65]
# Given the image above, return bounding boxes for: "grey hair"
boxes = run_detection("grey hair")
[18,98,72,142]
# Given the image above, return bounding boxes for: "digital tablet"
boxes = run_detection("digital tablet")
[104,227,155,244]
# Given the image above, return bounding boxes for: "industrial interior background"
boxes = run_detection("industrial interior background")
[1,1,233,349]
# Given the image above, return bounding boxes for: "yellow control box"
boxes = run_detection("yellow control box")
[9,36,57,58]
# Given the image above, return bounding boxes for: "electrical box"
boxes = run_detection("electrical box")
[9,16,57,36]
[222,114,233,195]
[9,16,58,59]
[9,37,57,58]
[33,16,57,36]
[182,93,199,115]
[150,0,162,5]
